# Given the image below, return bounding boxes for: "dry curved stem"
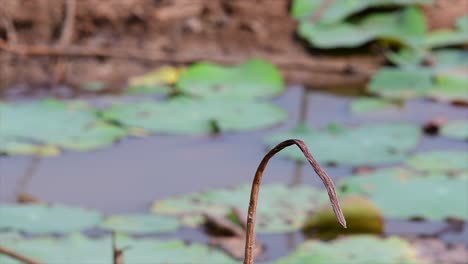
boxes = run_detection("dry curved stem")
[0,244,42,264]
[243,139,347,264]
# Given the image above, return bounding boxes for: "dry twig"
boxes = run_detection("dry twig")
[243,139,346,264]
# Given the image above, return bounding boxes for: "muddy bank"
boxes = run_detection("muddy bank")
[0,0,465,95]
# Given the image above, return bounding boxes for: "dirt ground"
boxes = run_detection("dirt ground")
[0,0,466,97]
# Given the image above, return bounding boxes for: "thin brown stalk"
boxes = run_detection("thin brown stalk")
[57,0,76,47]
[0,245,43,264]
[243,139,346,264]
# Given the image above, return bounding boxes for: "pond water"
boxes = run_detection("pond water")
[1,86,467,260]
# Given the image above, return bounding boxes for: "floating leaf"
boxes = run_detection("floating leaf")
[0,138,59,156]
[100,214,180,234]
[368,68,433,99]
[425,16,468,49]
[0,204,102,234]
[369,51,468,102]
[340,168,468,220]
[298,7,426,48]
[303,196,384,239]
[291,0,432,23]
[126,66,184,95]
[350,97,398,113]
[102,97,287,135]
[0,234,236,264]
[407,151,468,173]
[176,59,284,99]
[441,120,468,140]
[428,75,468,102]
[265,123,420,166]
[0,99,125,154]
[274,235,422,264]
[152,183,330,233]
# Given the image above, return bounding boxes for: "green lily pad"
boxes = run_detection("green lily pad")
[0,204,102,234]
[265,123,420,166]
[407,151,468,172]
[0,138,59,156]
[368,52,468,102]
[441,120,468,140]
[274,235,422,264]
[368,68,433,99]
[297,7,426,48]
[291,0,432,23]
[350,97,398,113]
[428,75,468,102]
[0,99,125,154]
[425,16,468,49]
[340,168,468,220]
[101,97,287,135]
[0,234,236,264]
[176,59,284,99]
[152,183,330,233]
[100,214,180,234]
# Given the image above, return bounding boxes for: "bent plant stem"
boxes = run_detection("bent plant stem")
[243,139,347,264]
[0,244,42,264]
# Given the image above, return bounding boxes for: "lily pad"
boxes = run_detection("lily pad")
[152,183,330,233]
[265,123,420,166]
[340,168,468,220]
[100,214,180,234]
[297,7,426,48]
[101,97,287,135]
[428,75,468,102]
[0,99,125,154]
[0,204,102,234]
[350,97,398,113]
[0,234,236,264]
[368,68,433,99]
[274,235,422,264]
[368,56,468,102]
[407,151,468,172]
[425,16,468,49]
[441,120,468,140]
[176,59,284,99]
[0,138,59,157]
[291,0,432,23]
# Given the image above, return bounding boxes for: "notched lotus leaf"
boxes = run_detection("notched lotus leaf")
[152,183,330,233]
[0,204,102,234]
[340,168,468,220]
[266,123,420,166]
[275,235,423,264]
[0,234,236,264]
[407,151,468,173]
[0,99,125,155]
[100,214,180,234]
[297,7,426,48]
[440,120,468,140]
[176,59,284,99]
[291,0,432,23]
[102,97,287,135]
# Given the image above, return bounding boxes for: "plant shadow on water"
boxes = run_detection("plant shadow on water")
[0,86,467,261]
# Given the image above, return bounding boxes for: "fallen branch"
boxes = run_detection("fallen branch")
[0,245,43,264]
[243,139,346,264]
[0,40,377,76]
